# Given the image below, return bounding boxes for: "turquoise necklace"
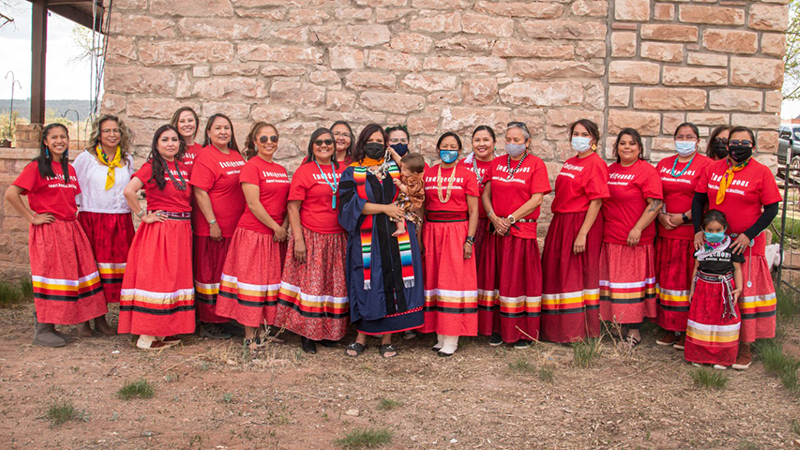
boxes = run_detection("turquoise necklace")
[670,154,695,178]
[314,160,339,209]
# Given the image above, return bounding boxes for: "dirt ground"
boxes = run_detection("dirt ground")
[1,303,798,450]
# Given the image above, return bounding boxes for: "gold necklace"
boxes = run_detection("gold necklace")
[436,164,457,203]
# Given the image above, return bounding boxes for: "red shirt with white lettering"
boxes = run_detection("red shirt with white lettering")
[424,164,479,213]
[459,158,493,218]
[289,161,347,234]
[602,159,663,246]
[237,157,290,235]
[486,154,551,239]
[13,160,81,221]
[655,153,712,240]
[190,146,246,238]
[182,143,203,177]
[551,152,610,214]
[133,160,192,214]
[696,157,781,255]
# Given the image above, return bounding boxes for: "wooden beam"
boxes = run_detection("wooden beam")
[48,4,102,30]
[30,0,46,126]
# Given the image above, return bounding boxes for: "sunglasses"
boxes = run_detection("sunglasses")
[259,136,278,143]
[314,139,335,146]
[729,140,753,147]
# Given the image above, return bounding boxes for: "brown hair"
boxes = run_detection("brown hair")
[613,128,645,163]
[169,106,199,143]
[400,152,425,173]
[243,122,278,161]
[87,114,132,160]
[569,119,600,146]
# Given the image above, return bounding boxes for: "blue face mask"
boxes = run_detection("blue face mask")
[439,149,459,164]
[704,230,726,244]
[391,143,408,157]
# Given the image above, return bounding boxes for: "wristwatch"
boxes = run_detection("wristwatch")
[507,215,516,225]
[465,235,475,245]
[682,213,690,224]
[136,210,145,218]
[208,219,218,225]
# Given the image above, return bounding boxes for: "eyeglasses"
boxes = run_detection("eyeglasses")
[314,139,334,146]
[388,138,409,144]
[101,128,121,135]
[729,140,753,147]
[259,136,279,143]
[332,131,351,138]
[714,138,729,144]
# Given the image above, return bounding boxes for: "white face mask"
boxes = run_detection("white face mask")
[675,140,696,157]
[572,137,592,153]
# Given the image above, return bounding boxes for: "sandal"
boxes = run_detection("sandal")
[244,337,264,351]
[380,344,398,359]
[621,335,641,349]
[345,342,366,358]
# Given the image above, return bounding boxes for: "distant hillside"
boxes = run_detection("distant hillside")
[0,99,93,121]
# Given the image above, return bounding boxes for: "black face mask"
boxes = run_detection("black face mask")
[712,139,728,159]
[364,142,385,160]
[729,145,753,163]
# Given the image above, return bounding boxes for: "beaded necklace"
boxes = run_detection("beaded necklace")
[314,160,339,209]
[506,153,527,180]
[670,154,695,178]
[436,164,457,203]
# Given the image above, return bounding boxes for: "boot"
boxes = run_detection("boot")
[93,315,116,336]
[431,334,444,352]
[77,321,94,337]
[32,314,67,348]
[732,342,752,370]
[51,328,75,343]
[437,335,459,357]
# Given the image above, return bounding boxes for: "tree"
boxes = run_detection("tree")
[785,0,800,100]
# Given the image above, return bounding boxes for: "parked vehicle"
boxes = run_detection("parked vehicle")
[778,124,800,167]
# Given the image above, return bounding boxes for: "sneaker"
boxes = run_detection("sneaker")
[673,334,686,350]
[489,333,503,347]
[513,340,532,349]
[198,323,232,340]
[656,331,677,346]
[137,336,178,350]
[732,343,752,370]
[402,330,417,340]
[713,364,728,370]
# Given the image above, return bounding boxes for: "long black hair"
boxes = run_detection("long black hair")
[613,127,646,163]
[304,127,338,169]
[203,113,239,153]
[436,131,463,151]
[706,125,731,159]
[330,120,354,158]
[674,122,700,139]
[472,125,496,142]
[148,124,186,191]
[352,123,387,163]
[569,119,600,144]
[36,123,70,184]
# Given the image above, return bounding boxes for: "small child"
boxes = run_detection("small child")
[392,152,425,237]
[684,209,744,370]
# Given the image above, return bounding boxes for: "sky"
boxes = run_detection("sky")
[1,0,799,119]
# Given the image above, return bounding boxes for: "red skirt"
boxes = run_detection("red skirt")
[685,273,741,366]
[118,219,195,337]
[275,228,349,341]
[477,232,542,343]
[540,212,603,343]
[421,220,478,336]
[599,242,657,324]
[29,219,107,325]
[655,236,695,332]
[193,235,232,323]
[473,218,489,270]
[739,250,777,343]
[217,227,282,328]
[78,211,135,304]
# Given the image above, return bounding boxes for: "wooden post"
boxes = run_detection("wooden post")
[30,0,47,127]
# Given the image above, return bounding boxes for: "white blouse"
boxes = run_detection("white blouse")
[73,150,135,214]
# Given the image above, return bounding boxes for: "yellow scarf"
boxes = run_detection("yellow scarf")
[715,158,750,205]
[96,145,122,190]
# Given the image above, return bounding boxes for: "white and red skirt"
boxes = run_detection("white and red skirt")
[477,232,543,343]
[685,271,741,366]
[275,228,349,341]
[540,212,603,343]
[599,242,657,325]
[118,216,195,337]
[739,243,776,343]
[193,235,232,324]
[217,227,282,328]
[655,236,694,332]
[420,215,478,337]
[78,211,135,304]
[29,219,107,325]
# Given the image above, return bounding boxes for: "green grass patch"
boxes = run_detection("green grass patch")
[336,428,393,449]
[772,215,800,245]
[0,278,32,308]
[507,357,536,374]
[791,419,800,436]
[117,379,155,400]
[756,339,800,392]
[690,367,729,390]
[376,398,403,411]
[573,338,602,369]
[776,288,800,324]
[46,400,86,427]
[538,365,555,383]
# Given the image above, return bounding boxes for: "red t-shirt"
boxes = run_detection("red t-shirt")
[551,152,610,214]
[237,157,290,235]
[602,160,663,246]
[486,154,551,239]
[288,161,347,234]
[182,143,204,177]
[696,158,781,255]
[424,164,479,213]
[189,146,246,238]
[133,160,192,214]
[459,158,493,218]
[655,154,712,240]
[13,161,81,221]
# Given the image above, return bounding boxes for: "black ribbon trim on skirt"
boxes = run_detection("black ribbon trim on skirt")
[34,286,104,302]
[276,298,349,319]
[195,293,218,305]
[423,306,479,314]
[217,290,277,308]
[499,311,542,319]
[599,292,656,305]
[540,306,587,316]
[101,278,123,285]
[478,304,498,312]
[119,304,195,315]
[657,303,691,312]
[740,310,777,320]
